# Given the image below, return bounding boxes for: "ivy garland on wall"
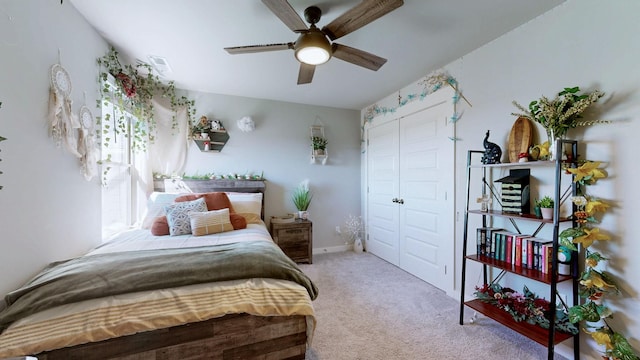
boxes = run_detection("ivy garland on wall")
[96,47,197,184]
[96,47,197,153]
[362,71,470,142]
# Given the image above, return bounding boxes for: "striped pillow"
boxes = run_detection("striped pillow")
[189,208,234,236]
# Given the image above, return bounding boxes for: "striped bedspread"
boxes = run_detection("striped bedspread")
[0,224,317,358]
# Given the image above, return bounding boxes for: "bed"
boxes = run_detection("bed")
[0,180,317,360]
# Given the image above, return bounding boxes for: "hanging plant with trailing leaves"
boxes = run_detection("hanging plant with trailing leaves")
[96,47,197,153]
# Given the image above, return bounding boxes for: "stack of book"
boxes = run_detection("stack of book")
[476,227,555,273]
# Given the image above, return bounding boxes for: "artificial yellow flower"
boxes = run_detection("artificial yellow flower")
[572,227,611,248]
[537,141,550,159]
[567,161,607,183]
[586,256,599,268]
[580,271,617,291]
[585,329,614,350]
[586,200,610,215]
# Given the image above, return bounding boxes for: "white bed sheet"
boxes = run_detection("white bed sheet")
[90,221,271,255]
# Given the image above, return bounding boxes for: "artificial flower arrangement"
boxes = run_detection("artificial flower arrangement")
[512,86,607,142]
[474,283,578,335]
[559,161,639,360]
[341,214,364,245]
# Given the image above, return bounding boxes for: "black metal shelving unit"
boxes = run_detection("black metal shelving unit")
[458,140,580,360]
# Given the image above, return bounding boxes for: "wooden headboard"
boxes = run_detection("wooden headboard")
[153,179,267,220]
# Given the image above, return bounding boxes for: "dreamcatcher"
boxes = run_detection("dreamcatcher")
[77,104,98,181]
[49,63,82,158]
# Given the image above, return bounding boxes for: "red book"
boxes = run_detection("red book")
[505,233,513,264]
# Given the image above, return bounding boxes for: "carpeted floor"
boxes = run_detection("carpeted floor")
[299,251,569,360]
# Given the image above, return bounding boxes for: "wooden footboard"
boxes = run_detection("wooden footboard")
[37,314,307,360]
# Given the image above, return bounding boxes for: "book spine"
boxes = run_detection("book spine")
[527,239,534,269]
[515,236,522,267]
[476,228,486,255]
[490,232,497,259]
[505,234,513,264]
[522,238,528,268]
[498,233,505,261]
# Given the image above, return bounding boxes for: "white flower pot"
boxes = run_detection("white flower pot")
[540,207,553,220]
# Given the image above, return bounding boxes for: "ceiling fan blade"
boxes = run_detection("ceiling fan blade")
[297,63,315,84]
[322,0,404,41]
[262,0,308,32]
[224,43,294,54]
[331,43,387,71]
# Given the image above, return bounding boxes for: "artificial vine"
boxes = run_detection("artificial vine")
[560,161,639,360]
[96,47,197,153]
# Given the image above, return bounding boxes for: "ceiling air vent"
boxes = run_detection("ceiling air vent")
[147,55,172,76]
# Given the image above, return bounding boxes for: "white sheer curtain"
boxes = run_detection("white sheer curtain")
[147,97,190,191]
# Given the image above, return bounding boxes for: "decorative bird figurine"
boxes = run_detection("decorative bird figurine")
[482,130,502,164]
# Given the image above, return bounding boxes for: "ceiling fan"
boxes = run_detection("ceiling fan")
[224,0,404,85]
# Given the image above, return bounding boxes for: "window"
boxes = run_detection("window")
[101,99,136,239]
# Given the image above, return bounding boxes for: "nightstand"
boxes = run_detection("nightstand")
[270,219,312,264]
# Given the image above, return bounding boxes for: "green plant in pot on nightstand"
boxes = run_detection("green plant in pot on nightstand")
[536,196,554,220]
[292,179,312,220]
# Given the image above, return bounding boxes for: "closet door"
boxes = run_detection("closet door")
[366,120,400,265]
[398,103,453,290]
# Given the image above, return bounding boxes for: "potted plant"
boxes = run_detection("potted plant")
[537,195,554,220]
[311,136,328,156]
[292,180,312,219]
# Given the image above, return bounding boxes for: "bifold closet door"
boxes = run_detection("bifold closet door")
[366,95,454,291]
[397,104,453,291]
[366,120,400,265]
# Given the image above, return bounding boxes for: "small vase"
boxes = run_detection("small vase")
[533,206,542,219]
[353,237,364,253]
[298,210,308,220]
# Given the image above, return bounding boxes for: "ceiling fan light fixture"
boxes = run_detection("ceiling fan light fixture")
[294,29,332,65]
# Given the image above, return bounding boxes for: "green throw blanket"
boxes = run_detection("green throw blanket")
[0,240,318,333]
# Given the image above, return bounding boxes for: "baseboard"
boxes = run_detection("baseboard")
[313,244,352,254]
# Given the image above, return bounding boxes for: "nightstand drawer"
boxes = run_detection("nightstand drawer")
[276,228,310,243]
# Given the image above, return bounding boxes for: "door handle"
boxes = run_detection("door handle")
[392,198,398,203]
[397,199,404,204]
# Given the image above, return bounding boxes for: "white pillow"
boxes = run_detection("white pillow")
[226,192,263,224]
[164,197,207,236]
[190,208,234,236]
[140,192,185,229]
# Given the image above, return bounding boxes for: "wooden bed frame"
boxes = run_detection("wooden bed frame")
[35,180,310,360]
[39,314,307,360]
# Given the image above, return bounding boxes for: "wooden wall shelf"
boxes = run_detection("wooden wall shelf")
[193,130,229,152]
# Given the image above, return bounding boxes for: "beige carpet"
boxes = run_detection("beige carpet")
[300,251,569,360]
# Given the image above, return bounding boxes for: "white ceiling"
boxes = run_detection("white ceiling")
[69,0,564,110]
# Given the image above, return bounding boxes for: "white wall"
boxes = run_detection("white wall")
[0,1,107,296]
[363,0,639,358]
[182,90,362,253]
